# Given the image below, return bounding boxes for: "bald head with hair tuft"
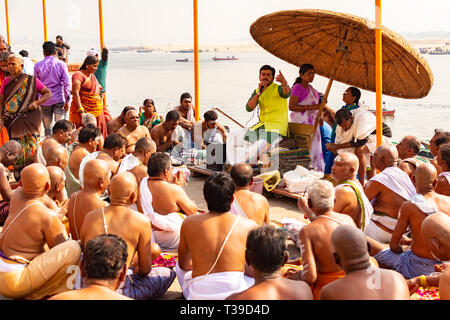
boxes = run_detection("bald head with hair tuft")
[134,137,156,155]
[373,144,399,170]
[331,225,371,271]
[230,164,253,187]
[44,144,68,169]
[414,163,437,190]
[83,159,111,192]
[109,172,138,203]
[20,163,50,196]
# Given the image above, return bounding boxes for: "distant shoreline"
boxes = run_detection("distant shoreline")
[110,39,450,54]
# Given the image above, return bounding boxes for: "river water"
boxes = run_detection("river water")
[66,50,450,142]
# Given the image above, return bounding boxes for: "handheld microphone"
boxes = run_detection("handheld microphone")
[259,85,264,94]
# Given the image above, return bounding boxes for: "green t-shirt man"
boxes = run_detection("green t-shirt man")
[94,48,108,94]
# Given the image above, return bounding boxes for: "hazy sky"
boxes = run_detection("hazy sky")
[1,0,450,47]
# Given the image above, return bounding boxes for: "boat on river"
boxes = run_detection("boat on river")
[369,109,396,116]
[212,56,238,61]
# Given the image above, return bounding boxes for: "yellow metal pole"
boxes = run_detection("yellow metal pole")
[98,0,104,50]
[4,0,11,45]
[98,0,106,107]
[193,0,199,121]
[375,0,383,147]
[42,0,48,41]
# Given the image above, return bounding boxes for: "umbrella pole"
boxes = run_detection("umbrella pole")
[312,25,354,136]
[312,39,351,136]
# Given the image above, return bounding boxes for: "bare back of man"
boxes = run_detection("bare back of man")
[106,117,124,134]
[50,285,132,300]
[435,174,450,196]
[37,137,59,162]
[146,179,197,216]
[68,146,89,180]
[179,212,257,278]
[233,190,269,225]
[67,190,108,240]
[301,212,356,275]
[0,189,67,261]
[81,205,152,272]
[393,192,450,259]
[365,181,407,219]
[334,184,363,228]
[128,165,148,185]
[227,277,312,300]
[97,152,120,176]
[320,267,409,300]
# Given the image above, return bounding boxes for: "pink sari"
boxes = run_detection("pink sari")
[289,84,324,172]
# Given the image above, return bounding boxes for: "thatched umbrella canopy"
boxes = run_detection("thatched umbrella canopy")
[250,9,433,99]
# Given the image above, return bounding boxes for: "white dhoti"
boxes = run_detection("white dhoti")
[229,199,248,218]
[369,167,417,201]
[176,262,254,300]
[335,109,389,167]
[438,171,450,184]
[35,144,47,166]
[364,218,396,243]
[175,214,254,300]
[117,153,141,174]
[364,166,417,243]
[139,177,185,250]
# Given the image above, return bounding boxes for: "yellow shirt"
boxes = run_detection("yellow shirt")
[247,83,289,137]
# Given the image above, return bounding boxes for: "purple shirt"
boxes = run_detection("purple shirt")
[34,55,71,106]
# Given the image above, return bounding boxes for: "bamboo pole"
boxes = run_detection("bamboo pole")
[375,0,383,147]
[212,106,245,128]
[193,0,199,121]
[4,0,10,45]
[312,27,354,137]
[42,0,48,41]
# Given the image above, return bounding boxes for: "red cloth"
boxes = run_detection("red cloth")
[96,111,108,138]
[0,127,9,147]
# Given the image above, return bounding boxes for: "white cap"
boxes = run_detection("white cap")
[86,48,98,57]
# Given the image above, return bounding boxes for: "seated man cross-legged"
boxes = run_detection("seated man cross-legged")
[0,164,81,300]
[229,164,269,225]
[366,163,450,279]
[137,152,197,250]
[331,152,373,230]
[320,225,409,300]
[80,172,175,300]
[284,180,356,300]
[226,225,313,300]
[364,145,417,243]
[50,234,132,300]
[176,172,258,300]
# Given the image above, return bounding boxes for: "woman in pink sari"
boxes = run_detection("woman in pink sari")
[289,64,324,171]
